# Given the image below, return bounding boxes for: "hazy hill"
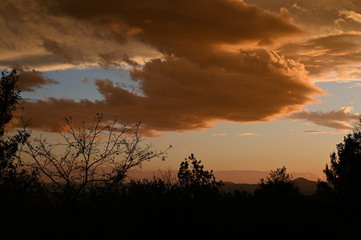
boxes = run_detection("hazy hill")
[292,177,318,195]
[220,182,258,193]
[221,177,318,195]
[214,170,320,183]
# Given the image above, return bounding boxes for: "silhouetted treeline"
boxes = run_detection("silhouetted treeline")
[1,160,357,239]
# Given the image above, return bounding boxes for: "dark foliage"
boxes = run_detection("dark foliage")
[254,166,302,201]
[0,70,40,197]
[0,156,344,239]
[0,70,42,239]
[0,69,22,179]
[316,121,361,237]
[321,131,361,201]
[178,153,219,186]
[0,70,20,136]
[177,153,222,199]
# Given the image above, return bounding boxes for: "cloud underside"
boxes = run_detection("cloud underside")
[1,0,326,133]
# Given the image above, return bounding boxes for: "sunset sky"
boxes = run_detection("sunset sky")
[2,0,361,182]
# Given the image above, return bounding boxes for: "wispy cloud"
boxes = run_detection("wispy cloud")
[304,130,348,134]
[212,133,227,136]
[237,133,256,136]
[279,32,361,81]
[339,10,361,23]
[289,107,359,130]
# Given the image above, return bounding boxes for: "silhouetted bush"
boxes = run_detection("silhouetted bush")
[177,153,222,200]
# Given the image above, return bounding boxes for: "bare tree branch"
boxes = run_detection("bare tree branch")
[22,113,171,203]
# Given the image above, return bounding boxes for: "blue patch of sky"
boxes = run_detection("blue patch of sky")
[21,67,139,102]
[306,81,361,113]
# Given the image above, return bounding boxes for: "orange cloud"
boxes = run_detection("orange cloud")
[246,0,359,32]
[238,133,256,136]
[42,0,302,56]
[21,50,322,133]
[1,0,303,70]
[0,0,159,70]
[17,68,58,92]
[1,0,324,134]
[339,10,361,23]
[289,107,359,130]
[304,130,348,135]
[244,1,361,81]
[42,39,84,64]
[279,32,361,80]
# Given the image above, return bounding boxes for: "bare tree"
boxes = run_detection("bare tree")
[153,167,177,186]
[22,113,171,203]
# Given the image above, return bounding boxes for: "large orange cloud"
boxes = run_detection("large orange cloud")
[1,0,324,133]
[41,0,302,55]
[0,0,302,70]
[22,50,322,134]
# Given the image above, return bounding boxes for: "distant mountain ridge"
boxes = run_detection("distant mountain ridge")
[129,170,317,195]
[128,170,319,195]
[213,170,321,184]
[221,177,318,195]
[128,169,322,184]
[292,177,318,195]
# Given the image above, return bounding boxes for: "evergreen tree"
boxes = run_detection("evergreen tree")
[0,70,39,196]
[254,166,301,201]
[321,122,361,202]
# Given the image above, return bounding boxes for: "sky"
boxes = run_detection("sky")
[2,0,361,182]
